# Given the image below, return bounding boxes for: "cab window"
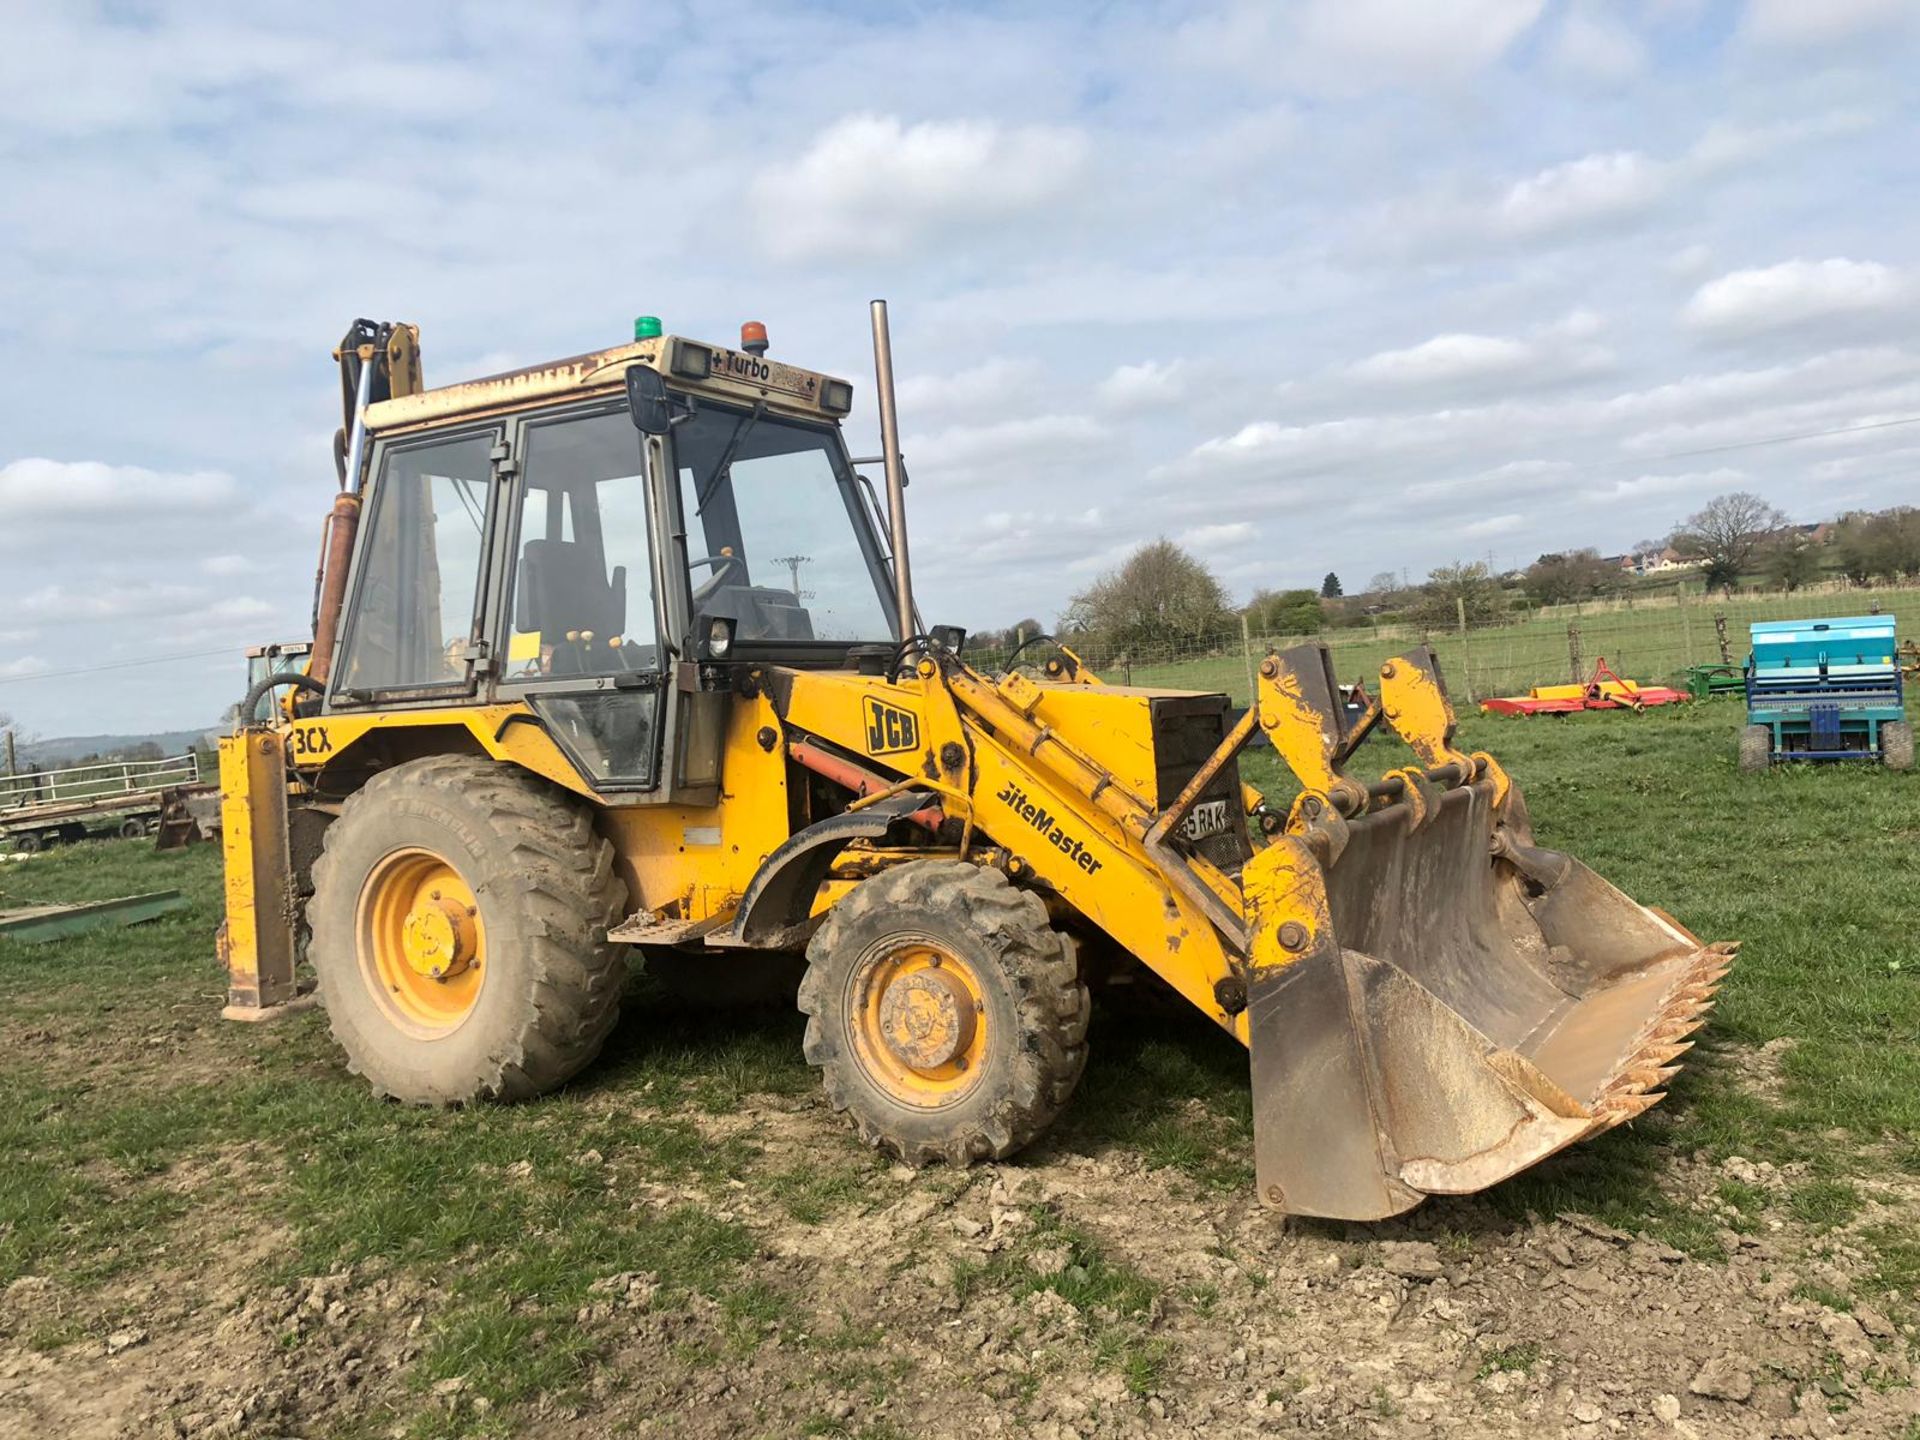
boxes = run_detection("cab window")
[334,433,494,693]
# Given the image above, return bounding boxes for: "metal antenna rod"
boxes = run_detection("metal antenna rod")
[870,300,914,642]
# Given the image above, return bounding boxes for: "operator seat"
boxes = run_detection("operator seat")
[517,539,627,671]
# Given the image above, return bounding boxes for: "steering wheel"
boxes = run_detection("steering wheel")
[689,550,743,606]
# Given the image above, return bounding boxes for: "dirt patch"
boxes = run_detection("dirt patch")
[6,1096,1919,1438]
[1720,1037,1800,1108]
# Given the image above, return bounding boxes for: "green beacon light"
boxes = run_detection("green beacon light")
[633,315,663,341]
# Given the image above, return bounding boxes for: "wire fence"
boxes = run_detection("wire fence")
[968,582,1920,709]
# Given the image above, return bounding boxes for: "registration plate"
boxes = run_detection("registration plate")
[1178,798,1233,843]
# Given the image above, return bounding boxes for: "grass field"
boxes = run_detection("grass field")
[1082,582,1920,709]
[1,696,1917,1436]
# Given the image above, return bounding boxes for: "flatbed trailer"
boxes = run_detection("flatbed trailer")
[1,752,206,851]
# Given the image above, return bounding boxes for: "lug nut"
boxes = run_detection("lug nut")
[1277,921,1309,951]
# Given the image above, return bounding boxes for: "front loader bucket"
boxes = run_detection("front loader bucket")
[1245,779,1733,1221]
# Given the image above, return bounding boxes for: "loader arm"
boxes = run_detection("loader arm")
[774,642,1731,1221]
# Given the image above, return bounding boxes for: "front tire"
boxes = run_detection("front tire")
[1738,724,1771,773]
[799,860,1088,1165]
[308,755,628,1104]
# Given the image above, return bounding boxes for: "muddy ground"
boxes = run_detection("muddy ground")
[3,1041,1916,1440]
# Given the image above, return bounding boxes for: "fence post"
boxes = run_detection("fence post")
[1678,587,1694,670]
[1455,597,1475,704]
[1714,613,1731,666]
[1568,623,1582,684]
[3,729,14,778]
[1240,612,1255,707]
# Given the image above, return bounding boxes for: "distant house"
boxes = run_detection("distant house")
[1633,546,1703,576]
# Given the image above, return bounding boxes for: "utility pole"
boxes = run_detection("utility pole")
[772,554,813,598]
[3,728,14,778]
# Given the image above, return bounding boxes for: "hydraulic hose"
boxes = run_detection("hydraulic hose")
[238,672,326,730]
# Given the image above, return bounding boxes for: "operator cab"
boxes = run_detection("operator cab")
[323,321,894,804]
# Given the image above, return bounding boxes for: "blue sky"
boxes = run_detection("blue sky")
[1,0,1917,735]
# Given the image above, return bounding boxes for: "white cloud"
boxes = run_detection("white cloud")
[1177,521,1256,548]
[0,457,235,525]
[201,553,261,577]
[1548,7,1647,84]
[1494,151,1665,239]
[751,114,1088,262]
[907,414,1108,480]
[896,357,1045,418]
[0,657,50,679]
[1683,258,1913,338]
[1408,459,1573,502]
[1553,309,1607,341]
[1462,513,1525,537]
[1293,0,1544,85]
[1580,467,1748,504]
[1346,333,1534,386]
[19,581,206,621]
[1098,360,1190,409]
[1666,243,1714,278]
[1742,0,1913,47]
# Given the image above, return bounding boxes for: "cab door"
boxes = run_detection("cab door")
[496,403,669,791]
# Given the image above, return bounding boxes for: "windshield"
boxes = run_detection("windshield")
[673,404,895,644]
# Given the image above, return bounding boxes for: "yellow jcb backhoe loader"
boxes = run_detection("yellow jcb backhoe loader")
[218,305,1733,1220]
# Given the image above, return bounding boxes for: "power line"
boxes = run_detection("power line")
[1619,413,1920,468]
[0,646,235,686]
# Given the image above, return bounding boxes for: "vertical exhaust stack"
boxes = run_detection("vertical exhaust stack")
[869,300,914,641]
[309,322,421,687]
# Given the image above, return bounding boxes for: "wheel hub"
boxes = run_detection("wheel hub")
[359,849,487,1034]
[400,895,477,979]
[877,965,977,1070]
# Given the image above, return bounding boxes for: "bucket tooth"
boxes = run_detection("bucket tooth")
[1631,1041,1693,1068]
[1594,1092,1664,1128]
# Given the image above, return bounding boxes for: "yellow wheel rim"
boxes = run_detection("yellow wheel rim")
[849,937,990,1108]
[357,848,487,1037]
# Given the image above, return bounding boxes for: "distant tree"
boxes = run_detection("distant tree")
[1631,538,1664,564]
[1669,492,1787,594]
[1762,534,1820,592]
[122,741,165,762]
[1245,588,1324,636]
[1412,561,1503,627]
[1523,548,1620,606]
[1064,539,1232,651]
[1831,507,1920,583]
[1319,571,1343,599]
[1365,570,1402,598]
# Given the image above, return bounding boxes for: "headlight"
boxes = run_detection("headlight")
[670,341,712,381]
[820,378,853,414]
[707,616,734,659]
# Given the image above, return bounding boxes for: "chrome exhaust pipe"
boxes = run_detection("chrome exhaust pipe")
[869,299,914,641]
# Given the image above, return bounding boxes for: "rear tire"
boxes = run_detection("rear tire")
[799,860,1088,1165]
[1739,724,1771,773]
[1883,721,1914,771]
[308,755,628,1104]
[14,831,42,855]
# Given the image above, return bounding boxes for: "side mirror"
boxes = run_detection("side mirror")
[626,365,672,435]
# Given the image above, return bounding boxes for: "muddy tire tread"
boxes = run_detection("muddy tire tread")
[308,755,627,1104]
[798,859,1087,1166]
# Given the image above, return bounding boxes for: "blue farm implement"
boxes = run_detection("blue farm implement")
[1740,616,1912,772]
